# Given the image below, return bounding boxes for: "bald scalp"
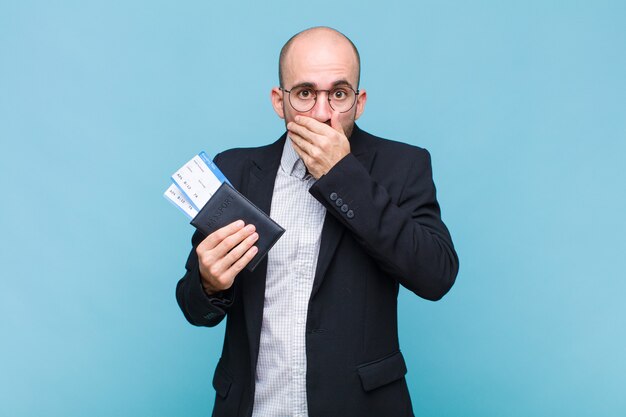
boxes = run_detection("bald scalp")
[278,27,361,88]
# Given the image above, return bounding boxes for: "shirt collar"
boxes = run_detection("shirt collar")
[280,136,308,179]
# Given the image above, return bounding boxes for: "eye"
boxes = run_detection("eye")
[332,89,348,100]
[295,88,315,100]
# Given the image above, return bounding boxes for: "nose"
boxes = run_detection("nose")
[309,92,333,123]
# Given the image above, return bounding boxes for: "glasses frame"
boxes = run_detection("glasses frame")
[280,85,360,113]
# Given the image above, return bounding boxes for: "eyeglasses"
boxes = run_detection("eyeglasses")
[280,85,359,113]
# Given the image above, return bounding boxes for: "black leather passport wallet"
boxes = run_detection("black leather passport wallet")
[191,182,285,271]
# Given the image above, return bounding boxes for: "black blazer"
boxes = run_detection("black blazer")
[176,126,459,417]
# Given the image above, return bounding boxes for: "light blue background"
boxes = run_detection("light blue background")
[1,1,625,416]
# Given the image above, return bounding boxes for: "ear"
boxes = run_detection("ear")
[354,89,367,120]
[271,87,285,119]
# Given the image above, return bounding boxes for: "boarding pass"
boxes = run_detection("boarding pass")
[163,152,230,219]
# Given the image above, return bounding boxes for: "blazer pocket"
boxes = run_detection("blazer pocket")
[356,351,407,392]
[212,359,233,399]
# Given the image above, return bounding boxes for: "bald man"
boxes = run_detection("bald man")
[176,27,458,417]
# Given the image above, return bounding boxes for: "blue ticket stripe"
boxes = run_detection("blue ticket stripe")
[199,151,231,185]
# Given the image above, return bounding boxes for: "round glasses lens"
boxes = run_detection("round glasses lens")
[289,86,317,112]
[329,87,356,112]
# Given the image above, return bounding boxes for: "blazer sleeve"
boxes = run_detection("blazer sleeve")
[309,148,459,301]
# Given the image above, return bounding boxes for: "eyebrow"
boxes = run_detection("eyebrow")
[290,79,355,90]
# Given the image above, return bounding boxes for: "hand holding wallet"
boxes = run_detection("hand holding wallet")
[191,182,284,271]
[165,153,285,272]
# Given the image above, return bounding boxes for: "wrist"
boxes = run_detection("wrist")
[199,270,219,296]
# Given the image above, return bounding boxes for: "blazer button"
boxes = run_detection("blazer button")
[341,204,349,213]
[330,192,338,201]
[335,198,343,206]
[347,210,354,219]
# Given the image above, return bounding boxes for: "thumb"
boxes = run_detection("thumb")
[330,111,345,136]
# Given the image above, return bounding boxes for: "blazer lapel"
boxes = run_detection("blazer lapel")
[240,135,285,367]
[310,125,376,298]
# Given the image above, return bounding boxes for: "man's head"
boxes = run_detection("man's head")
[278,27,361,89]
[271,27,367,139]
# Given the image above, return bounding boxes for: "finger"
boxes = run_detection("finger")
[199,226,256,282]
[289,132,315,157]
[287,121,318,144]
[213,224,256,259]
[198,219,245,251]
[294,115,334,136]
[221,232,259,270]
[221,245,259,283]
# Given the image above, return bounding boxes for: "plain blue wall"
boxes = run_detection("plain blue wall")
[1,1,625,416]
